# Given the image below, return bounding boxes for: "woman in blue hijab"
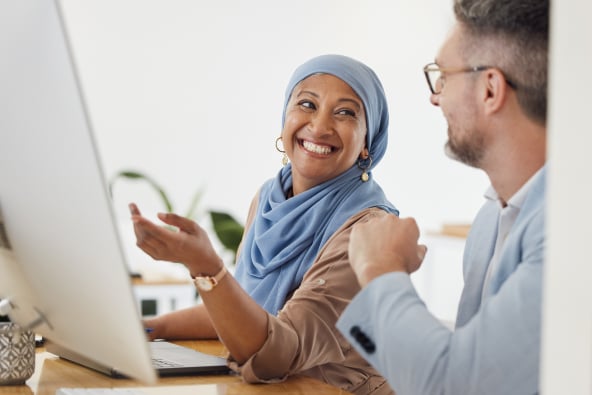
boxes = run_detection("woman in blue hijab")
[131,54,398,395]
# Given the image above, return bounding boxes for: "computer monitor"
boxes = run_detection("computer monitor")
[0,0,157,384]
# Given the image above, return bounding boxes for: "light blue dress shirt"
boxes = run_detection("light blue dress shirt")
[337,166,546,395]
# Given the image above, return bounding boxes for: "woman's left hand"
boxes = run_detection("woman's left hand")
[128,203,222,276]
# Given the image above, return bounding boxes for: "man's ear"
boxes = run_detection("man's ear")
[482,68,510,115]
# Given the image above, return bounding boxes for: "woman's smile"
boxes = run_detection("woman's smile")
[299,139,335,155]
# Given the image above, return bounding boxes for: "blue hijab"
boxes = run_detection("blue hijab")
[234,54,398,314]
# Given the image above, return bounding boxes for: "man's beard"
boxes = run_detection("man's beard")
[444,126,484,168]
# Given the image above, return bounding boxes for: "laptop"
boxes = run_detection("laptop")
[46,340,230,377]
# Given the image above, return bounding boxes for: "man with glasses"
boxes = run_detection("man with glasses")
[337,0,548,394]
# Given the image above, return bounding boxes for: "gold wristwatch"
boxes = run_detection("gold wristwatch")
[193,266,227,292]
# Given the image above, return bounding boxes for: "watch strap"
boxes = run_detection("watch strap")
[193,265,227,291]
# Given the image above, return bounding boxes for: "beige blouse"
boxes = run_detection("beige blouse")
[229,196,394,395]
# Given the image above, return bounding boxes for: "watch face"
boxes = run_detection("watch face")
[195,277,213,291]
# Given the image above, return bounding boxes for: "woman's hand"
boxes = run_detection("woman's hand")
[143,318,159,341]
[129,203,223,276]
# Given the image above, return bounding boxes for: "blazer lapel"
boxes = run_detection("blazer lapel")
[455,200,498,327]
[455,166,546,328]
[484,167,547,296]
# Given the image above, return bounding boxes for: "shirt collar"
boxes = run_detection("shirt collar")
[484,167,544,209]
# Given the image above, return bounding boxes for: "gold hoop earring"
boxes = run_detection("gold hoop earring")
[357,156,373,182]
[275,136,288,166]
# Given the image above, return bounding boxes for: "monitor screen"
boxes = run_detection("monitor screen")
[0,0,156,384]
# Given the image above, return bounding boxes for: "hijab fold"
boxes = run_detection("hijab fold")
[234,55,398,314]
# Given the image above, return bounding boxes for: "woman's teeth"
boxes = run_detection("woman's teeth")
[302,140,332,155]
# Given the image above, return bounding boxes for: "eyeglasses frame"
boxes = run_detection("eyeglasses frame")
[423,62,517,94]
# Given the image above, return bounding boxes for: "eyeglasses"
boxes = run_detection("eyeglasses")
[423,62,517,94]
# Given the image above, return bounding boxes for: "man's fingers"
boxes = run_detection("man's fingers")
[417,244,428,262]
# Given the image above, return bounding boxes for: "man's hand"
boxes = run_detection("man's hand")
[348,214,427,287]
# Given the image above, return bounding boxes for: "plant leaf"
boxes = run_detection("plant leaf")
[184,187,205,220]
[209,211,244,259]
[109,169,174,213]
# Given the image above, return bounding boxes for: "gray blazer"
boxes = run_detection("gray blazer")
[337,166,546,395]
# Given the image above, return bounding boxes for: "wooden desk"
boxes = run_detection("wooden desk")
[1,340,351,395]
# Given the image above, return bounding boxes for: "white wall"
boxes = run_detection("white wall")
[59,0,487,227]
[542,1,592,393]
[58,1,482,314]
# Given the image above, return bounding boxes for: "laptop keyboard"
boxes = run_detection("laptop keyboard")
[151,357,184,369]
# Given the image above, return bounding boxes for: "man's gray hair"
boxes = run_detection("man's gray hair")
[454,0,549,124]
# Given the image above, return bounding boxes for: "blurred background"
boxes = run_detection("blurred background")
[59,0,489,322]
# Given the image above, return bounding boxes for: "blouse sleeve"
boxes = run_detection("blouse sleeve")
[229,207,388,382]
